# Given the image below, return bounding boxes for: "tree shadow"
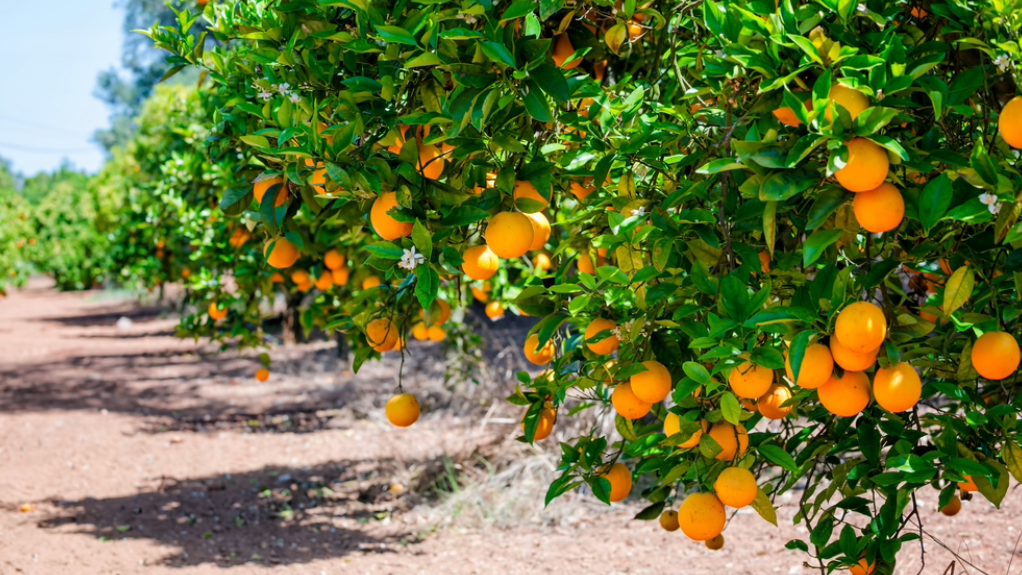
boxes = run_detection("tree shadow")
[32,454,470,568]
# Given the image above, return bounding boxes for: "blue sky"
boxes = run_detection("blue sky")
[0,1,125,176]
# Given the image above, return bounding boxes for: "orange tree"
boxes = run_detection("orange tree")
[148,0,1022,571]
[0,161,32,294]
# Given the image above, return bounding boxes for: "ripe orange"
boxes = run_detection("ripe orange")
[525,212,551,251]
[834,301,887,352]
[664,415,707,449]
[714,466,757,508]
[626,20,643,40]
[264,237,300,269]
[659,510,680,532]
[818,371,871,417]
[253,176,287,207]
[705,535,725,550]
[612,382,653,420]
[998,97,1022,148]
[471,285,490,302]
[959,475,978,492]
[291,269,310,285]
[513,180,550,212]
[585,318,620,355]
[426,326,446,342]
[830,336,879,371]
[784,344,834,389]
[524,408,556,441]
[485,212,534,259]
[757,384,794,420]
[208,302,228,321]
[773,106,801,127]
[853,183,904,233]
[411,322,429,341]
[482,300,504,320]
[523,334,556,365]
[758,250,771,273]
[552,34,580,70]
[314,271,333,291]
[332,266,350,286]
[386,393,420,427]
[366,318,399,352]
[570,178,595,200]
[421,299,451,326]
[728,360,774,399]
[255,368,270,382]
[387,125,409,154]
[462,245,500,280]
[872,362,922,413]
[181,268,192,280]
[577,248,607,274]
[825,85,870,121]
[370,191,413,240]
[599,462,632,502]
[971,331,1021,380]
[532,252,552,271]
[708,422,749,461]
[271,272,284,283]
[941,495,962,516]
[835,138,889,193]
[630,360,672,404]
[849,559,875,575]
[324,249,345,270]
[416,143,444,180]
[677,492,726,541]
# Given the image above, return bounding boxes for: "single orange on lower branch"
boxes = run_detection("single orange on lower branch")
[370,191,413,240]
[523,408,556,441]
[713,466,757,509]
[264,237,300,269]
[818,370,871,417]
[835,138,889,193]
[598,462,632,502]
[630,360,671,404]
[462,245,499,280]
[485,212,534,259]
[677,492,726,541]
[708,422,748,461]
[585,318,620,355]
[254,368,269,382]
[757,384,794,420]
[386,394,420,427]
[705,534,724,550]
[970,331,1020,380]
[523,334,555,365]
[612,382,652,420]
[784,343,834,389]
[366,318,399,352]
[728,360,774,399]
[872,362,921,413]
[659,510,680,532]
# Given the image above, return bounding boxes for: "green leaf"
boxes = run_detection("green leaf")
[531,63,570,104]
[807,188,847,231]
[522,80,552,122]
[750,488,778,526]
[501,0,535,20]
[374,25,418,46]
[412,219,432,260]
[683,362,711,385]
[590,476,612,505]
[802,229,843,267]
[942,265,974,318]
[415,265,439,311]
[240,135,270,148]
[406,52,442,67]
[634,501,666,520]
[696,159,748,174]
[539,0,564,19]
[918,174,953,234]
[721,392,742,425]
[759,443,798,473]
[440,206,490,226]
[1001,442,1022,484]
[365,241,404,259]
[480,41,516,68]
[974,461,1009,508]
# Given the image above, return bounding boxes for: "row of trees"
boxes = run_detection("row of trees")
[5,0,1022,571]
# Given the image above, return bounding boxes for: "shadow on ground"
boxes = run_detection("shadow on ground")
[31,451,488,568]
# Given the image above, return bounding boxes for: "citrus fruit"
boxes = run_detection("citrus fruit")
[784,344,834,389]
[849,559,875,575]
[664,414,707,449]
[255,368,270,382]
[714,466,757,508]
[834,301,887,352]
[830,337,880,371]
[570,178,595,200]
[599,462,632,502]
[853,183,904,233]
[705,535,724,550]
[462,245,500,280]
[362,276,381,290]
[366,318,399,352]
[411,322,429,341]
[525,212,551,251]
[370,192,413,240]
[485,301,504,320]
[523,334,555,365]
[426,326,446,342]
[826,85,870,121]
[532,252,552,271]
[513,180,550,212]
[757,384,794,420]
[708,422,749,461]
[552,34,580,69]
[941,495,961,516]
[314,271,333,291]
[264,237,300,269]
[970,331,1020,380]
[872,362,922,413]
[416,143,444,180]
[386,394,420,427]
[998,97,1022,148]
[818,371,871,417]
[585,318,620,355]
[524,408,556,441]
[421,299,451,326]
[324,249,345,270]
[208,302,227,321]
[630,360,672,403]
[332,266,350,286]
[659,510,680,532]
[253,175,287,207]
[485,212,534,259]
[677,492,726,541]
[959,475,978,492]
[835,138,889,193]
[612,382,653,420]
[728,360,774,399]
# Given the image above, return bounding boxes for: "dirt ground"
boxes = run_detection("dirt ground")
[1,279,1020,575]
